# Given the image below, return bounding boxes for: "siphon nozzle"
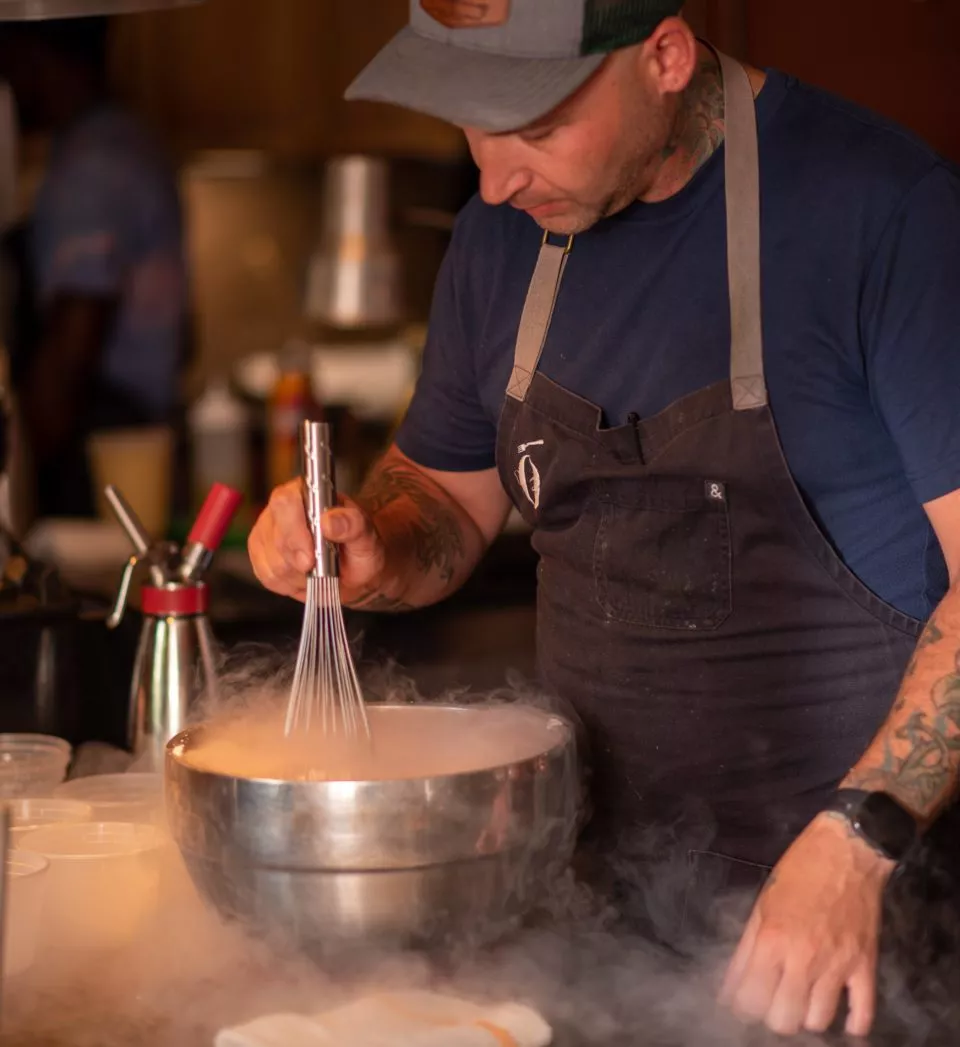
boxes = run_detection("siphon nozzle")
[301,420,338,578]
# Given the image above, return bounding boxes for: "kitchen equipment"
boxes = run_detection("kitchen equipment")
[3,849,47,978]
[285,420,368,738]
[54,773,162,826]
[303,155,404,330]
[188,378,251,520]
[0,733,71,799]
[14,820,165,952]
[106,482,242,769]
[166,702,580,949]
[0,531,86,741]
[8,797,92,840]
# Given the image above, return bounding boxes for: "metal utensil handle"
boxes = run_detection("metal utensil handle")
[301,420,338,578]
[104,485,165,587]
[104,484,152,556]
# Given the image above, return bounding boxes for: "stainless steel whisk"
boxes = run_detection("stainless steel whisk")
[284,421,370,738]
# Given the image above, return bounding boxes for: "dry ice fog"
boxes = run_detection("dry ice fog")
[6,646,959,1046]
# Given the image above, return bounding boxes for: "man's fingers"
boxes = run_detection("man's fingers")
[766,954,819,1037]
[252,538,308,601]
[719,910,760,1004]
[804,972,846,1034]
[320,506,370,544]
[727,945,784,1023]
[320,508,382,568]
[844,961,877,1038]
[269,481,314,554]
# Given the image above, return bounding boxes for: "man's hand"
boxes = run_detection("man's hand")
[720,813,895,1037]
[248,481,386,604]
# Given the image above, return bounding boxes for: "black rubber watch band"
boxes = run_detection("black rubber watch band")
[826,788,919,864]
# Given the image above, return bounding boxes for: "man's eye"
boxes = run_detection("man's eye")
[521,126,555,143]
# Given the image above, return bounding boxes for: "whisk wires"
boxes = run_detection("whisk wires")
[284,421,370,740]
[285,575,369,737]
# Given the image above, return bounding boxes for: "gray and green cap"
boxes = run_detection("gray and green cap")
[345,0,686,133]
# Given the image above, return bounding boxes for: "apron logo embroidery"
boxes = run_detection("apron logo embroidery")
[705,481,726,503]
[516,440,544,509]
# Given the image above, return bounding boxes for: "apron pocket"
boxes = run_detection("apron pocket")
[680,848,771,943]
[593,477,732,629]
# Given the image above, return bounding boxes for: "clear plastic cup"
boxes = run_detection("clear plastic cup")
[8,798,93,842]
[4,850,49,976]
[0,735,72,799]
[15,821,165,952]
[53,773,164,826]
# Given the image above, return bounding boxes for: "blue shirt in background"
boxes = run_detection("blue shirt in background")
[31,104,187,421]
[396,70,960,621]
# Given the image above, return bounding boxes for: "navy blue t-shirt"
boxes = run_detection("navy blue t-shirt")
[396,70,960,621]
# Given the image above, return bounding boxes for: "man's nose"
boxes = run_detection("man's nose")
[467,133,532,207]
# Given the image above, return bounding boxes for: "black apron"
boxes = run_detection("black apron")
[494,54,922,899]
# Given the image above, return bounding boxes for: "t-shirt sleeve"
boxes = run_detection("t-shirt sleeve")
[394,211,498,472]
[863,163,960,505]
[32,150,126,301]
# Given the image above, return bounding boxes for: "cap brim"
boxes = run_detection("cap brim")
[345,27,605,134]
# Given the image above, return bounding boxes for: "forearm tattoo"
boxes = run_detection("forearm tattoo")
[358,459,466,585]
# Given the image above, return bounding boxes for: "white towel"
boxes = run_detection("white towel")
[215,990,553,1047]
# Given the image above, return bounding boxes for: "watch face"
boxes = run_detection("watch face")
[854,792,917,860]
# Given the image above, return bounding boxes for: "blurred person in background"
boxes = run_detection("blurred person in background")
[0,16,188,518]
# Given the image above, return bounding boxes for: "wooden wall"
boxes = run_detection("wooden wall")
[110,0,465,159]
[109,1,958,163]
[746,0,960,163]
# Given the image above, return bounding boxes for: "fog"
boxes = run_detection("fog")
[5,649,960,1046]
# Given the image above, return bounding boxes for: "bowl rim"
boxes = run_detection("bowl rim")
[0,733,71,756]
[53,772,163,802]
[6,850,50,877]
[13,820,166,860]
[8,797,94,828]
[165,701,577,787]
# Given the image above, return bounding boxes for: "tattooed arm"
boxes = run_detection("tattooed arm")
[721,491,960,1038]
[841,491,960,821]
[345,444,511,612]
[248,442,511,611]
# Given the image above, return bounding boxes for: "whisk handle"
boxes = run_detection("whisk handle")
[301,420,339,578]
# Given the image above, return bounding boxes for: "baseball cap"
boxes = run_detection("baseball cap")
[345,0,686,133]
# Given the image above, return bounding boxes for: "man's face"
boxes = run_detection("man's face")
[463,46,679,235]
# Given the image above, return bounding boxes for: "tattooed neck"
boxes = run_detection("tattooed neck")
[647,50,726,200]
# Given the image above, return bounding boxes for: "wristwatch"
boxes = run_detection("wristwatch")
[825,789,920,863]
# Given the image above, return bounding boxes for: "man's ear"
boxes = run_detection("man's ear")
[642,17,699,98]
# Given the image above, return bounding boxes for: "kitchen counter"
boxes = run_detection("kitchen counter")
[6,858,959,1047]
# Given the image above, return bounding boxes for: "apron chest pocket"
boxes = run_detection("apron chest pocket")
[593,477,732,630]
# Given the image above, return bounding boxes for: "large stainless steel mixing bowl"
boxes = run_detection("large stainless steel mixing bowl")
[165,703,581,949]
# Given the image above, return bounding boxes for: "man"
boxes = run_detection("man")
[0,17,187,517]
[248,0,960,1037]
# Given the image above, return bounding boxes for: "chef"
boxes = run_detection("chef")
[248,0,960,1037]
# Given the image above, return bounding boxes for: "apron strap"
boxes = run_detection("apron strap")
[718,52,767,410]
[506,52,767,412]
[506,234,571,402]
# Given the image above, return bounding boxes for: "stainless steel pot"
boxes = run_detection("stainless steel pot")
[165,703,581,950]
